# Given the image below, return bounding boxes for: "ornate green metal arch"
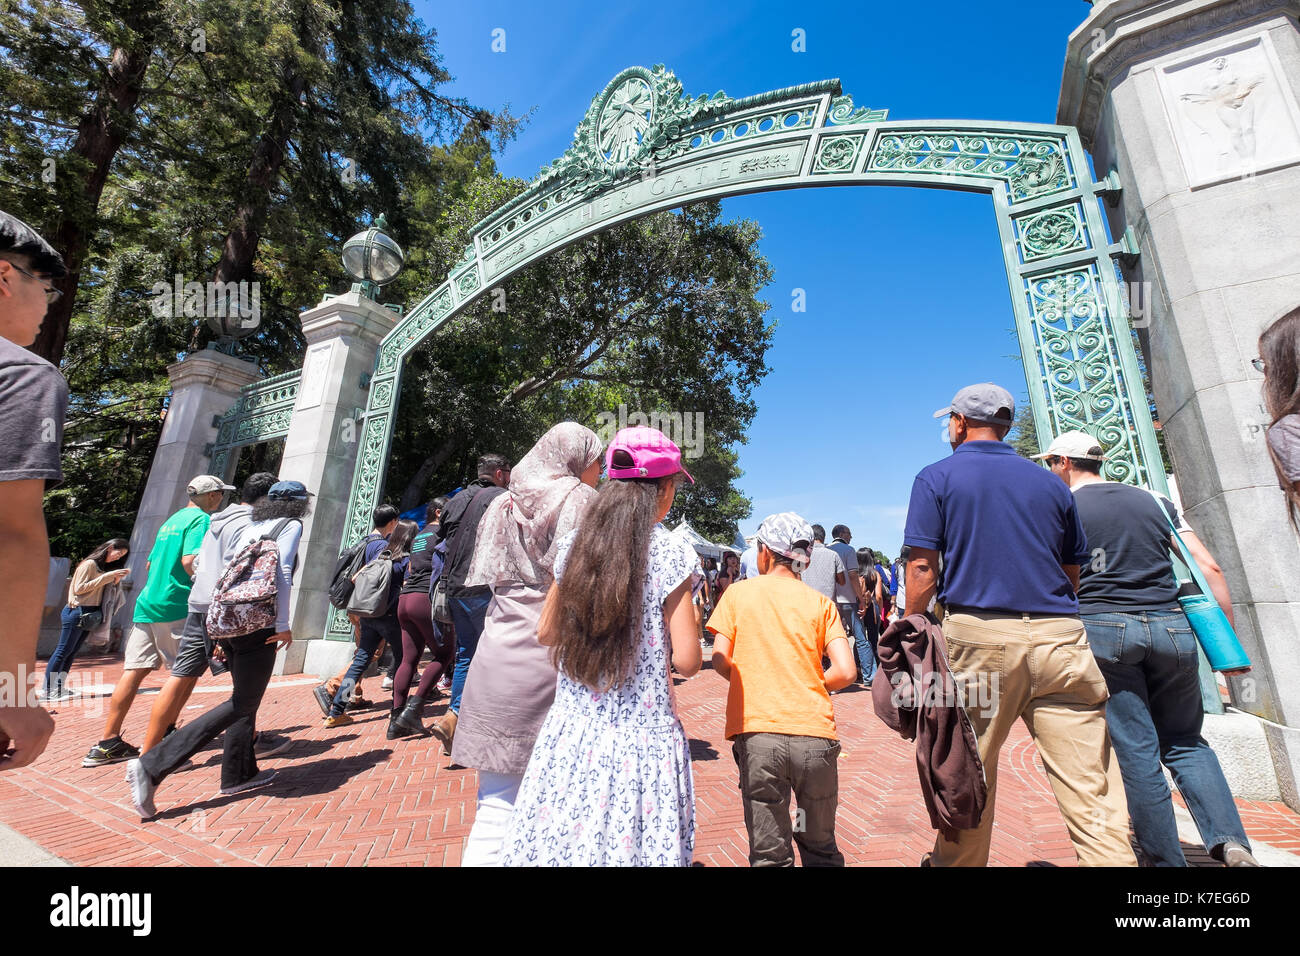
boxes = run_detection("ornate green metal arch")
[329,64,1165,638]
[207,368,302,480]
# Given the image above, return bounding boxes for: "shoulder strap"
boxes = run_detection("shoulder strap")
[261,517,297,542]
[1158,505,1211,595]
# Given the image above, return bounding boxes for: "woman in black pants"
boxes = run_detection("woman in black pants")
[124,481,311,818]
[390,497,453,738]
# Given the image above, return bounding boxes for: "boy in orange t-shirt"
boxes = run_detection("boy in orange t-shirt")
[708,512,857,866]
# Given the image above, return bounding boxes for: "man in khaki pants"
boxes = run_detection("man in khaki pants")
[903,384,1135,866]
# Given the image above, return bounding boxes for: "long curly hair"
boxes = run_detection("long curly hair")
[549,461,674,694]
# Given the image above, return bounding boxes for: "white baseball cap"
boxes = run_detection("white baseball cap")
[1032,430,1107,461]
[187,475,236,494]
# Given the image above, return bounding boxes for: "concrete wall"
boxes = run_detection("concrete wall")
[1060,0,1300,805]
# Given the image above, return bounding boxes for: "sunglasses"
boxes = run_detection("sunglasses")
[1251,358,1266,373]
[7,262,62,304]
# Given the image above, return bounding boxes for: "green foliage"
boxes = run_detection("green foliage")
[1,0,519,558]
[1009,401,1041,459]
[2,1,773,555]
[386,185,775,545]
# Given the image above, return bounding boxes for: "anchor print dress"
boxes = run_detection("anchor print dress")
[501,524,702,866]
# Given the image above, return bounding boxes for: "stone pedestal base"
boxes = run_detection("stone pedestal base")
[122,348,260,628]
[301,638,361,679]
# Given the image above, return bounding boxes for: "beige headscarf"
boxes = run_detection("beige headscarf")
[463,422,604,589]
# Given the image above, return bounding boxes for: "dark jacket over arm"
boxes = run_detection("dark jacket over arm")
[872,613,987,840]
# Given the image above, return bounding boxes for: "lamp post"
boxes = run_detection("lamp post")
[341,214,405,305]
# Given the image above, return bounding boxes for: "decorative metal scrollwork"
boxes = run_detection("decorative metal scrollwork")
[1017,204,1088,261]
[813,134,864,173]
[206,368,302,476]
[335,66,1167,642]
[868,131,1074,201]
[1025,266,1147,486]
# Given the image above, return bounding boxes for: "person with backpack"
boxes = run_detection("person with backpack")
[124,480,311,818]
[314,505,398,714]
[323,518,416,728]
[123,473,284,767]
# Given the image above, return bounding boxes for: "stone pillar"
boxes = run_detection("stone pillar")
[122,348,261,626]
[277,292,398,676]
[1060,0,1300,808]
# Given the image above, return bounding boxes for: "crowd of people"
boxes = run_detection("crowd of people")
[5,208,1300,866]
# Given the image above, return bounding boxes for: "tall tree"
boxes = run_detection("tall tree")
[2,0,168,364]
[384,177,775,544]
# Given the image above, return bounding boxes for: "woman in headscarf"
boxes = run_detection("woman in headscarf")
[451,421,604,866]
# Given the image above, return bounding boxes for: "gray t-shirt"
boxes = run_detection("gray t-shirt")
[826,540,860,604]
[802,542,845,601]
[0,335,68,485]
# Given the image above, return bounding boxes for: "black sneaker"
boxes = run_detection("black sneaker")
[312,683,333,718]
[83,738,140,768]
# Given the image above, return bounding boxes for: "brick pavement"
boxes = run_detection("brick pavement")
[2,652,1298,866]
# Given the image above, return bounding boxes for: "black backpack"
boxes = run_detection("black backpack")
[328,536,372,609]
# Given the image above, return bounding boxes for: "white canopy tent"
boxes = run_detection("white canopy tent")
[672,519,733,562]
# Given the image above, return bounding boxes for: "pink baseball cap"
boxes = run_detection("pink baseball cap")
[605,426,694,483]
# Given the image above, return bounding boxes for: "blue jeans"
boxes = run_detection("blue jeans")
[838,602,875,683]
[331,616,399,717]
[449,591,491,714]
[1083,609,1250,866]
[44,605,94,696]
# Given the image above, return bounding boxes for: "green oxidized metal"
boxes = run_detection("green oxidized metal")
[208,368,302,480]
[328,65,1166,639]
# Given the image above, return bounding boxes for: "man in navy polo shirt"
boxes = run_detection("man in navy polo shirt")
[902,383,1136,867]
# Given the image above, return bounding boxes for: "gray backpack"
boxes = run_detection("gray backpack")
[346,548,395,618]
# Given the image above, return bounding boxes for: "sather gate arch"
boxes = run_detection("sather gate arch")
[327,64,1166,639]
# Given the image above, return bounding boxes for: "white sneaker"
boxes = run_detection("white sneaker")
[125,759,156,819]
[380,676,394,691]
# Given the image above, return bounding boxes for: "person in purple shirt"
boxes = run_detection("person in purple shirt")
[901,383,1135,868]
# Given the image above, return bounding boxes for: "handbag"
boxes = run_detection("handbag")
[431,576,452,625]
[77,606,104,630]
[1160,507,1251,672]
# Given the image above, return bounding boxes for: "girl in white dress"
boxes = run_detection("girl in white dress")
[501,426,703,866]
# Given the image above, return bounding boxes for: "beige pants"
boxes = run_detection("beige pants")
[931,610,1137,867]
[123,619,184,670]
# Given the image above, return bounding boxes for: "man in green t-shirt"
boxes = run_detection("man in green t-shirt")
[86,475,232,766]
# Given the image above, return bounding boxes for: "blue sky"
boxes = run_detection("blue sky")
[414,0,1099,555]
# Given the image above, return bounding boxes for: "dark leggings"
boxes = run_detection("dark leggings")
[394,592,454,710]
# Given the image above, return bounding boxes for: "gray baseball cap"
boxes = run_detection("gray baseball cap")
[933,383,1016,427]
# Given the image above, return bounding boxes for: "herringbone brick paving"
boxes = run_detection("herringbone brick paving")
[2,651,1297,866]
